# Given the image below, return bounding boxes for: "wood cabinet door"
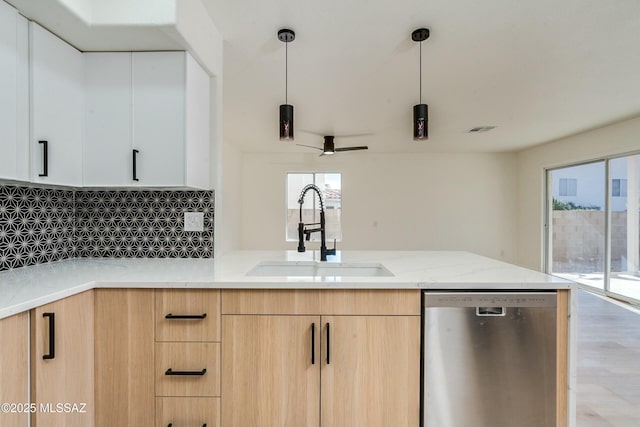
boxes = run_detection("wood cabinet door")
[221,315,321,427]
[320,315,420,427]
[94,289,154,427]
[31,290,94,427]
[0,312,29,427]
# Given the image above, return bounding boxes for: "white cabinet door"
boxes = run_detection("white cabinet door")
[0,2,28,182]
[84,50,210,189]
[30,22,83,186]
[84,52,132,186]
[132,52,185,187]
[185,53,210,189]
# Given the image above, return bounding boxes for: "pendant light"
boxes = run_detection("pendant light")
[412,28,430,140]
[278,28,295,140]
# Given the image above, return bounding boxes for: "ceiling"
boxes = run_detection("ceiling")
[203,0,640,153]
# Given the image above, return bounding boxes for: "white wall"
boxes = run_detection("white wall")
[238,151,517,261]
[516,116,640,270]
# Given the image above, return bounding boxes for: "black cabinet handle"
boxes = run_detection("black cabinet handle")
[166,424,206,427]
[165,313,207,319]
[311,323,316,365]
[38,140,48,177]
[165,368,207,376]
[43,312,55,359]
[326,322,330,365]
[132,149,139,181]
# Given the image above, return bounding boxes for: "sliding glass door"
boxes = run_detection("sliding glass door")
[546,154,640,305]
[547,162,606,291]
[609,155,640,301]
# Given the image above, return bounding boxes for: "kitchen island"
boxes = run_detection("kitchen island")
[0,251,574,427]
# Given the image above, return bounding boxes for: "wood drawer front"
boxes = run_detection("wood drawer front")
[221,289,420,315]
[156,397,219,427]
[155,342,220,397]
[156,289,220,342]
[320,289,421,315]
[221,289,321,314]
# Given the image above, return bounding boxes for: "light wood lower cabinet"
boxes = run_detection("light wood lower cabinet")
[155,342,220,397]
[221,315,321,427]
[31,290,94,427]
[0,312,29,427]
[321,316,420,427]
[94,289,155,427]
[155,289,221,427]
[156,397,219,427]
[220,289,421,427]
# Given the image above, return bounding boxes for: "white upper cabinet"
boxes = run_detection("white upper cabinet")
[30,22,83,186]
[84,51,210,189]
[132,52,210,189]
[0,2,29,181]
[83,52,132,187]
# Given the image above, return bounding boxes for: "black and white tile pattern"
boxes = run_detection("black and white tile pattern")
[0,185,76,271]
[0,185,214,272]
[75,190,214,259]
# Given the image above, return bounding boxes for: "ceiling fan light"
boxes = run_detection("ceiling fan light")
[280,104,294,140]
[323,136,335,154]
[413,103,428,140]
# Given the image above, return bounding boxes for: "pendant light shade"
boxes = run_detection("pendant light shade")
[280,104,294,140]
[412,28,430,141]
[278,28,295,141]
[413,103,428,140]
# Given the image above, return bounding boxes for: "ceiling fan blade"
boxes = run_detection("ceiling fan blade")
[335,146,369,152]
[295,144,323,151]
[299,129,327,137]
[299,130,374,139]
[337,133,374,139]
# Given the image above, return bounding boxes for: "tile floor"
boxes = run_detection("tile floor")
[576,290,640,426]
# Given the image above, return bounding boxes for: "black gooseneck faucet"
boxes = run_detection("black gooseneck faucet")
[297,184,336,261]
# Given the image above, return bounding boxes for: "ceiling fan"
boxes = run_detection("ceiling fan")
[297,135,369,156]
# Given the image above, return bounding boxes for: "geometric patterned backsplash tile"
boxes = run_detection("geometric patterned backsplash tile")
[0,185,76,271]
[75,189,214,259]
[0,184,214,272]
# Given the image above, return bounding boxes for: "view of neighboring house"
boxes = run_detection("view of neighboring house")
[551,157,639,211]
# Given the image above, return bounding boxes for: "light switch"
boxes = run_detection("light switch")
[184,212,204,232]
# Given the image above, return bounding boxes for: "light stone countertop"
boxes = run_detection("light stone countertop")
[0,250,572,319]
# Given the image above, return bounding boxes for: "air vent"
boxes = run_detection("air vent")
[468,126,496,133]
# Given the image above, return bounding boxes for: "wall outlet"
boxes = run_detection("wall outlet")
[184,212,204,232]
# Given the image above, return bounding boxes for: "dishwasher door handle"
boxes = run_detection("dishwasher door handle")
[476,307,506,316]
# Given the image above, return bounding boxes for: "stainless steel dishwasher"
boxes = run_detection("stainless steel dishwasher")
[423,291,557,427]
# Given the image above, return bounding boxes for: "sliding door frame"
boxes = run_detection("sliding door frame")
[544,153,640,307]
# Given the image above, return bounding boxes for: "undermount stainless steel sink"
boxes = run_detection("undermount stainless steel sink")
[246,261,394,277]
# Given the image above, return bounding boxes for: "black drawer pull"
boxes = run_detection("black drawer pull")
[165,368,207,376]
[311,323,316,365]
[38,140,48,177]
[166,424,206,427]
[326,322,330,365]
[132,149,139,181]
[165,313,207,319]
[43,312,55,359]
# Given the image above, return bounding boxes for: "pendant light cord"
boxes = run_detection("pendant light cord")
[419,40,422,104]
[285,41,288,104]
